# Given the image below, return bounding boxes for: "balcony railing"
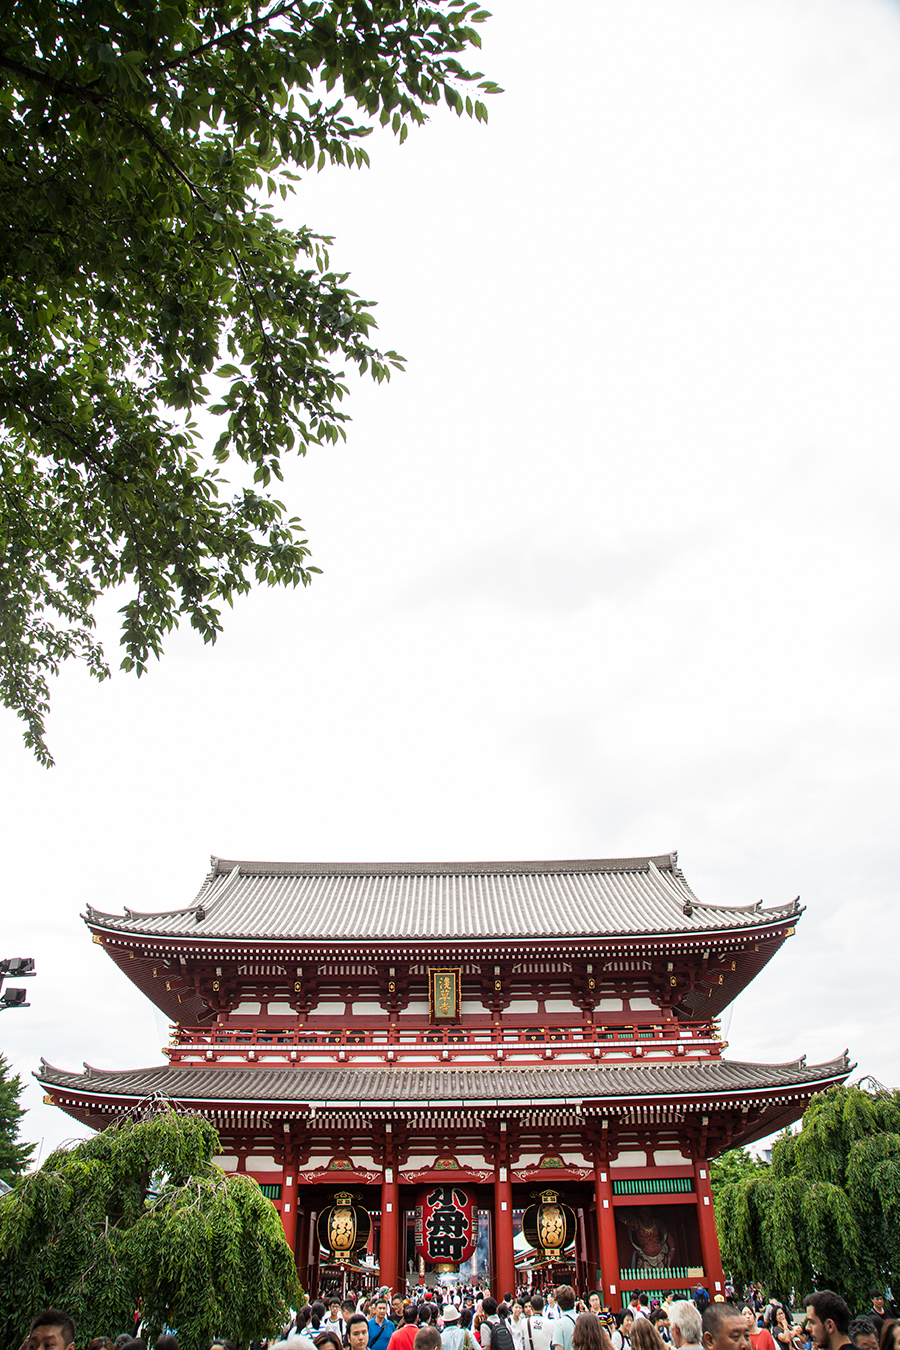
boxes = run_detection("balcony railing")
[619,1266,703,1282]
[165,1020,725,1065]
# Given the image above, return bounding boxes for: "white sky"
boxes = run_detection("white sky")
[3,0,900,1163]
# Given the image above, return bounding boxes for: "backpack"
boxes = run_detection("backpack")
[491,1323,515,1350]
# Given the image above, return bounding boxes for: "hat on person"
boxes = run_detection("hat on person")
[443,1307,461,1323]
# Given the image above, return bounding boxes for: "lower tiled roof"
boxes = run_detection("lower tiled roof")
[38,1054,851,1106]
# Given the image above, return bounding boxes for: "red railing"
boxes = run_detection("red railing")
[165,1020,725,1064]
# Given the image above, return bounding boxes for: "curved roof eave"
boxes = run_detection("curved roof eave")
[36,1052,852,1109]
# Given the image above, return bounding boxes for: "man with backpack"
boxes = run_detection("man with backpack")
[480,1300,501,1350]
[490,1307,516,1350]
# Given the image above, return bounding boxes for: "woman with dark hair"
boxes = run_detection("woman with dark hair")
[879,1324,900,1350]
[774,1311,794,1350]
[630,1323,665,1350]
[572,1313,614,1350]
[611,1313,634,1350]
[314,1333,343,1350]
[744,1308,776,1350]
[308,1304,328,1335]
[648,1310,670,1345]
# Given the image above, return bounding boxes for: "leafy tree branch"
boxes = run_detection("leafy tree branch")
[0,0,500,763]
[714,1084,900,1306]
[0,1109,301,1350]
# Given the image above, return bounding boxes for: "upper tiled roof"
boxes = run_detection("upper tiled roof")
[37,1054,850,1106]
[84,853,801,943]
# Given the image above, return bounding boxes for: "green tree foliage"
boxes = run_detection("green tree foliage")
[0,1054,35,1186]
[714,1085,900,1306]
[709,1147,768,1195]
[0,1110,300,1350]
[0,0,499,765]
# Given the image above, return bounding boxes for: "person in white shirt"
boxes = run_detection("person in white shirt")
[523,1296,555,1350]
[323,1304,344,1341]
[480,1300,500,1350]
[612,1313,634,1350]
[510,1306,527,1350]
[441,1306,477,1350]
[549,1290,579,1350]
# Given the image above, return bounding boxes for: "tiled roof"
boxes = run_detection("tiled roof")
[84,853,801,942]
[37,1054,850,1106]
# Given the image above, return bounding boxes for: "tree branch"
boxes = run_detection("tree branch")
[0,55,108,104]
[123,116,273,350]
[145,0,307,75]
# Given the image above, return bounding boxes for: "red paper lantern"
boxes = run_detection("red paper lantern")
[414,1184,476,1271]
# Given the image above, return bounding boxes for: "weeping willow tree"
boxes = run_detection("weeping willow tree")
[0,1109,300,1350]
[715,1085,900,1305]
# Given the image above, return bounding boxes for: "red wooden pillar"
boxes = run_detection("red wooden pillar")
[494,1163,516,1300]
[585,1201,601,1289]
[593,1158,621,1309]
[487,1207,496,1292]
[580,1209,593,1290]
[692,1154,725,1296]
[281,1154,299,1250]
[309,1208,321,1298]
[296,1204,311,1288]
[396,1197,407,1290]
[575,1206,589,1294]
[380,1165,400,1293]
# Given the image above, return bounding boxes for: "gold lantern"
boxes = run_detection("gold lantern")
[522,1188,576,1258]
[316,1190,372,1258]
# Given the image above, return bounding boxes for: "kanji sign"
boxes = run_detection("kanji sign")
[428,967,461,1021]
[414,1185,476,1267]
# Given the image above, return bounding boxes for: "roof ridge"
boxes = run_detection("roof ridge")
[210,854,679,877]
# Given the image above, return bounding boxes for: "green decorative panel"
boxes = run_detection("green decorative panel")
[612,1177,693,1195]
[619,1266,695,1279]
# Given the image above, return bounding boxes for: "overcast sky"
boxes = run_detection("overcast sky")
[3,0,900,1163]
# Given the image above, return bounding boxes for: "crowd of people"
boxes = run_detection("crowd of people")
[20,1283,899,1350]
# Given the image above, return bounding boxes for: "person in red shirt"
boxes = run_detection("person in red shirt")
[389,1306,421,1350]
[744,1308,776,1350]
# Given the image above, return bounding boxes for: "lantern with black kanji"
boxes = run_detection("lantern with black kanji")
[316,1190,372,1258]
[414,1185,476,1273]
[522,1189,576,1258]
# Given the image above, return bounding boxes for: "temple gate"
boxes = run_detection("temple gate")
[40,852,850,1306]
